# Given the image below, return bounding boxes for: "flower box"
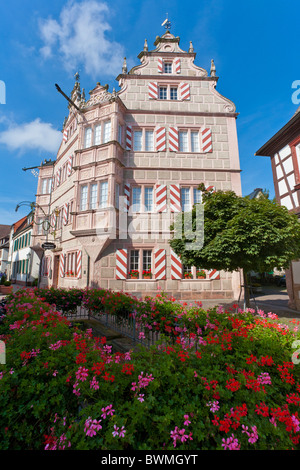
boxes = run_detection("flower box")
[129,270,139,279]
[184,272,193,279]
[142,270,152,279]
[196,270,206,279]
[0,285,13,294]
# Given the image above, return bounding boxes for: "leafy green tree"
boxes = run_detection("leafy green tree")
[169,185,300,306]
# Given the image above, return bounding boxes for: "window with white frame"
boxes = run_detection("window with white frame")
[164,62,172,73]
[129,249,153,279]
[118,124,123,145]
[180,187,202,212]
[133,130,143,151]
[132,186,154,212]
[90,183,98,209]
[132,186,142,212]
[181,187,191,212]
[99,181,108,208]
[65,252,77,277]
[179,130,200,152]
[41,178,52,194]
[133,129,155,151]
[158,85,178,100]
[94,124,102,145]
[145,130,154,151]
[115,183,120,209]
[103,120,111,143]
[84,127,92,148]
[144,187,153,212]
[80,185,88,211]
[159,86,168,100]
[170,87,178,100]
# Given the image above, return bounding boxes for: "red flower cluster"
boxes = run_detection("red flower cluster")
[122,364,134,375]
[226,378,241,392]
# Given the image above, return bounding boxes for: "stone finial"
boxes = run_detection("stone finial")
[122,57,127,74]
[210,59,216,77]
[144,39,148,51]
[189,41,194,53]
[81,88,85,102]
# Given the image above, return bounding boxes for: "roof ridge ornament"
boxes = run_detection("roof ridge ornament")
[161,14,171,31]
[210,59,216,77]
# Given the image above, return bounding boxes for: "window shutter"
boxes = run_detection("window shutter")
[56,168,61,187]
[180,82,190,100]
[76,250,82,279]
[174,58,181,74]
[170,184,181,212]
[202,128,213,153]
[59,253,65,278]
[148,82,158,99]
[169,127,179,151]
[63,128,68,142]
[207,269,220,280]
[155,126,166,151]
[154,248,166,280]
[124,183,130,212]
[67,155,73,176]
[157,58,163,73]
[155,184,167,213]
[126,125,132,150]
[170,249,182,279]
[63,203,68,226]
[116,249,128,279]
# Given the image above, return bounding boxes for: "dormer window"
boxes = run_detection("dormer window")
[164,62,172,74]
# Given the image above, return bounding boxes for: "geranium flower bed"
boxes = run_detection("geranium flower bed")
[1,288,300,450]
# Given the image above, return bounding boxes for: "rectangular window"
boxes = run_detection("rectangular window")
[179,131,189,152]
[66,252,77,277]
[144,187,153,212]
[84,127,92,148]
[193,188,202,205]
[118,124,123,145]
[80,185,88,211]
[164,62,172,74]
[132,187,141,212]
[159,87,167,100]
[170,87,178,100]
[90,183,98,209]
[191,131,200,152]
[143,250,152,272]
[133,130,143,151]
[94,124,102,145]
[130,250,139,272]
[41,178,52,194]
[115,183,120,209]
[181,187,191,212]
[99,181,108,208]
[145,130,154,151]
[103,120,111,143]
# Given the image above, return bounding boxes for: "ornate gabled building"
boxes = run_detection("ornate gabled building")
[255,106,300,310]
[33,29,242,300]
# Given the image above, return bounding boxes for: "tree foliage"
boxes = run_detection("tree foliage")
[169,185,300,274]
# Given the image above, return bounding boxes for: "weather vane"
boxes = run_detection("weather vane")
[161,14,171,30]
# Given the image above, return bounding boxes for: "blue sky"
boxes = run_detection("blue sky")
[0,0,299,224]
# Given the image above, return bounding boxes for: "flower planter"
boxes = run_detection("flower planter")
[143,275,152,280]
[0,285,13,294]
[197,276,206,279]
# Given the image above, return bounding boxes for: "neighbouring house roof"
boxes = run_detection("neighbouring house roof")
[247,188,264,199]
[13,215,33,238]
[0,224,11,241]
[255,108,300,156]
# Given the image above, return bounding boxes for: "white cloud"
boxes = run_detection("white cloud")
[39,0,125,78]
[0,118,61,153]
